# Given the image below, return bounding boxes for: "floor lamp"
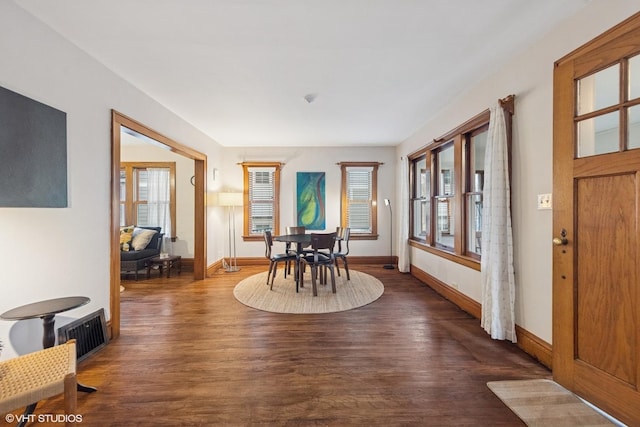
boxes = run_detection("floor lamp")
[218,192,243,272]
[383,198,395,269]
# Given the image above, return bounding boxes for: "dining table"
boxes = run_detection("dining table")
[273,232,340,286]
[273,233,312,255]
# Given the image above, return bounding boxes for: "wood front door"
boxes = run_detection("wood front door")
[553,12,640,425]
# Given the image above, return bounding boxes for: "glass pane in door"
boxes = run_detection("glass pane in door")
[577,111,619,157]
[628,105,640,150]
[577,64,619,115]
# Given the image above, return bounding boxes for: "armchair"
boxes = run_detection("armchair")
[120,226,164,280]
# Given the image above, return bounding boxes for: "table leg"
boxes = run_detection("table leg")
[17,403,37,427]
[41,315,98,394]
[41,314,56,349]
[77,383,97,393]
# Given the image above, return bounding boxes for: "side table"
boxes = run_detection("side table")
[147,255,182,279]
[0,296,97,425]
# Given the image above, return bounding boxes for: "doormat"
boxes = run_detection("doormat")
[487,379,616,426]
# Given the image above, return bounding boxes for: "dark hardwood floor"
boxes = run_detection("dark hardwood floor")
[12,264,550,426]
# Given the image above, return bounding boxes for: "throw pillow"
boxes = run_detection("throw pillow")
[131,227,157,251]
[120,225,134,251]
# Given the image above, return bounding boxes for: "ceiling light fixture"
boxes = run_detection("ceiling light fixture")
[303,93,317,104]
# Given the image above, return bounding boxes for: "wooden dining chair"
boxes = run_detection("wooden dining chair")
[334,227,351,280]
[264,230,299,290]
[285,226,309,274]
[298,232,337,296]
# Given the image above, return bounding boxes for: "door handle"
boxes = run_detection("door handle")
[553,229,568,246]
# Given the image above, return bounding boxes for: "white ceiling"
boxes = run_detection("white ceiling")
[15,0,590,147]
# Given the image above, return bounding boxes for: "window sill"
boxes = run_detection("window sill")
[409,239,480,271]
[350,234,379,241]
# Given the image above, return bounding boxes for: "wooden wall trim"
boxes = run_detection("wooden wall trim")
[410,265,552,369]
[410,265,481,318]
[208,256,398,271]
[515,325,553,369]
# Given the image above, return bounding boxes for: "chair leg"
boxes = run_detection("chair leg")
[64,372,77,427]
[335,258,341,276]
[270,262,278,290]
[267,261,274,286]
[329,266,336,293]
[342,257,350,281]
[311,265,318,296]
[298,262,304,290]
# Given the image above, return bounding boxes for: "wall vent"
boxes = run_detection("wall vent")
[57,308,109,362]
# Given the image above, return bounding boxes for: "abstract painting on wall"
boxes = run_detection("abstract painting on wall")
[296,172,325,230]
[0,85,67,207]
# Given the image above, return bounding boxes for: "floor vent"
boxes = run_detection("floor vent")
[57,308,109,362]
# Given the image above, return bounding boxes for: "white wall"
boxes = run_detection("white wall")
[0,2,224,359]
[218,146,397,260]
[397,0,640,343]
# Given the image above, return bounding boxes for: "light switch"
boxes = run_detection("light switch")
[537,193,552,210]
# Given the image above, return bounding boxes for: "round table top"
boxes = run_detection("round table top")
[273,233,311,243]
[0,296,90,320]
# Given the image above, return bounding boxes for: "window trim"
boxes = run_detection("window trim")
[120,161,177,239]
[241,161,282,241]
[339,161,381,240]
[408,95,514,270]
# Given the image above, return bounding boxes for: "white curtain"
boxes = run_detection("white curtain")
[147,168,172,237]
[480,102,516,342]
[397,156,411,272]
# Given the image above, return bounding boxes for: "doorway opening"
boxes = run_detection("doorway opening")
[110,110,207,339]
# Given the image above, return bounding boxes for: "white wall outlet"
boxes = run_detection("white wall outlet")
[537,193,552,210]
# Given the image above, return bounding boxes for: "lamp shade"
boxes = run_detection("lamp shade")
[217,192,243,207]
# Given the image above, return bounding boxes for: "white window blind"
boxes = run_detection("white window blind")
[248,167,275,234]
[346,167,372,233]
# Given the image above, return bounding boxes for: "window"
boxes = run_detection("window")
[339,162,380,239]
[465,126,488,257]
[409,97,512,267]
[435,143,454,249]
[242,162,282,240]
[412,155,430,241]
[120,162,176,238]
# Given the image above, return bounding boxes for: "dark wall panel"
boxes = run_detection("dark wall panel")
[0,86,67,207]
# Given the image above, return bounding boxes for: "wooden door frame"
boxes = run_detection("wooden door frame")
[110,110,207,339]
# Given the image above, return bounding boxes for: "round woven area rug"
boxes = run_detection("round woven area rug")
[233,269,384,314]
